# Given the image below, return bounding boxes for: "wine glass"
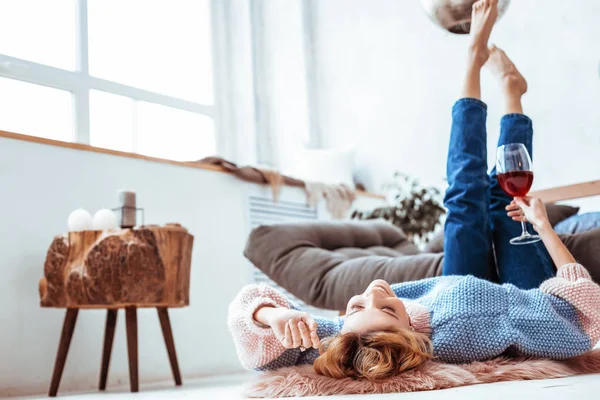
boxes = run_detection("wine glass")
[496,143,541,245]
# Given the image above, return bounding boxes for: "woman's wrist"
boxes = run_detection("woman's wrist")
[536,221,554,237]
[253,305,276,327]
[537,222,577,266]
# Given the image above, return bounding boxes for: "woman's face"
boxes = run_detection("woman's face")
[341,279,411,334]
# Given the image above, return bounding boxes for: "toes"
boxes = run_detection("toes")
[475,0,490,10]
[477,0,498,10]
[473,0,498,14]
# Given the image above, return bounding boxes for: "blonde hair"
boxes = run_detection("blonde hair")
[313,329,433,380]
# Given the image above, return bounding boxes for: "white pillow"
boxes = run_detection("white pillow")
[287,148,355,186]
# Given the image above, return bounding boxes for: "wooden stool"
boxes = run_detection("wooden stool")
[40,225,193,396]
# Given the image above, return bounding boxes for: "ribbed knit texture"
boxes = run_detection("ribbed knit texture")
[229,263,600,370]
[541,263,600,344]
[228,284,343,370]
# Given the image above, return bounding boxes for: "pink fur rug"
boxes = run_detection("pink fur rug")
[245,350,600,397]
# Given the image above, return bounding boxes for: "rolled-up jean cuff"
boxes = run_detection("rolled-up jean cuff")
[499,113,533,149]
[453,98,488,111]
[501,113,532,124]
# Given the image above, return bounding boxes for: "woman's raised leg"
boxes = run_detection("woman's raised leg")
[442,0,498,280]
[486,46,555,288]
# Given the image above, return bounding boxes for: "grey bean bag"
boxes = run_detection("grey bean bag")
[245,218,600,312]
[245,221,441,311]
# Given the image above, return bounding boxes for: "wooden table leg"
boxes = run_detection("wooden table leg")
[49,308,79,397]
[99,309,118,390]
[157,307,182,386]
[125,306,139,393]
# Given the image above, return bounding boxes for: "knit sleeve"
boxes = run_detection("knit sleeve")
[227,284,341,370]
[540,263,600,343]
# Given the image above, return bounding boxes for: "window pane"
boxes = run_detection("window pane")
[90,90,135,153]
[88,0,213,104]
[0,77,73,141]
[0,0,76,70]
[136,102,215,161]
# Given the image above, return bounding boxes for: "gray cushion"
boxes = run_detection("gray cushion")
[245,221,442,311]
[558,228,600,284]
[423,231,444,253]
[546,203,580,227]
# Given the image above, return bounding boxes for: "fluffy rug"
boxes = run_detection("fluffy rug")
[245,350,600,398]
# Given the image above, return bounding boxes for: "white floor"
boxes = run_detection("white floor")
[12,373,600,400]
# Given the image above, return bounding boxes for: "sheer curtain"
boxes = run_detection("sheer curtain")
[216,0,357,186]
[216,0,314,170]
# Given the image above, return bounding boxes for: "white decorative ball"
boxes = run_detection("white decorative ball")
[93,209,118,230]
[67,209,93,232]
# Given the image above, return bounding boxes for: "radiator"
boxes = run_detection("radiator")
[246,195,326,313]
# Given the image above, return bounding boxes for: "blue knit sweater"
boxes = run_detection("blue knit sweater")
[228,263,600,370]
[391,275,590,363]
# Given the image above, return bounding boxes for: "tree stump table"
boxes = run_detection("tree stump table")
[39,224,194,397]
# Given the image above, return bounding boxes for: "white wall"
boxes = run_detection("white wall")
[0,136,381,396]
[310,0,600,205]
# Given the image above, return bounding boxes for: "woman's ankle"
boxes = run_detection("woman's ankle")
[504,98,523,114]
[467,45,490,70]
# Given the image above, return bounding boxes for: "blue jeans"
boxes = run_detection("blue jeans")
[442,98,555,289]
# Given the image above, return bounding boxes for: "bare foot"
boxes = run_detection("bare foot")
[468,0,499,67]
[486,45,528,95]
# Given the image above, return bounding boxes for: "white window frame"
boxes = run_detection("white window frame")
[0,0,324,168]
[248,0,322,167]
[0,0,215,150]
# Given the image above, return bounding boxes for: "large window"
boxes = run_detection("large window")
[0,0,216,162]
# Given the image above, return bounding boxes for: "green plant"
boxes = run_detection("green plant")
[351,172,446,242]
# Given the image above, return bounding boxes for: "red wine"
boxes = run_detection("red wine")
[498,171,534,197]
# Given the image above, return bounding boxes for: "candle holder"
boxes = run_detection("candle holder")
[111,206,145,228]
[115,190,142,228]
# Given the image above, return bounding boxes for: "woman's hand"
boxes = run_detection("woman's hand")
[507,196,577,268]
[506,196,552,234]
[254,307,321,350]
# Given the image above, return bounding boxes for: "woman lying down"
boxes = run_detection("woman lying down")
[228,0,600,380]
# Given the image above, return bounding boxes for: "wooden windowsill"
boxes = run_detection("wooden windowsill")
[0,129,385,199]
[4,129,597,203]
[531,180,600,203]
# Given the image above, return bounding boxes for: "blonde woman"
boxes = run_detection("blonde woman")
[228,0,600,380]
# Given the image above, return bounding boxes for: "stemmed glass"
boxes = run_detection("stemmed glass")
[496,143,541,245]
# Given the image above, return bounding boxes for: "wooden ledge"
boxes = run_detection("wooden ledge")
[531,180,600,203]
[0,130,384,199]
[3,130,597,203]
[0,129,226,172]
